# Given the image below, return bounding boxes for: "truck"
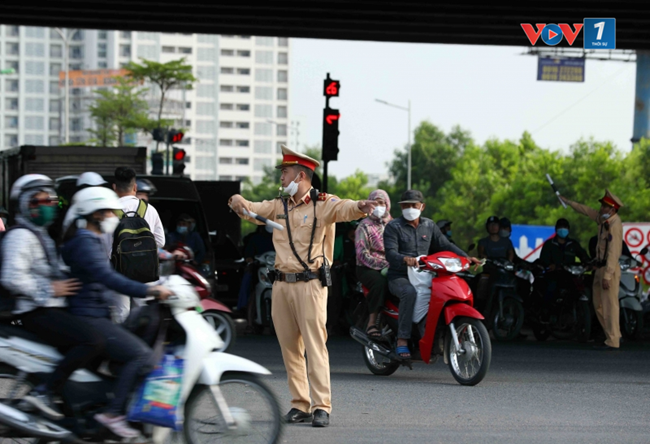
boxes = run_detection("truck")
[0,145,147,210]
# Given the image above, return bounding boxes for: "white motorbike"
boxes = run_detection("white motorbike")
[0,275,283,444]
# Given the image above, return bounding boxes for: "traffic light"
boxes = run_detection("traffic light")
[152,128,165,142]
[151,152,164,175]
[322,108,340,162]
[323,78,340,97]
[172,147,186,175]
[168,130,184,144]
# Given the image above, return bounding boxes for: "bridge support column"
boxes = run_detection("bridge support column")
[632,51,650,143]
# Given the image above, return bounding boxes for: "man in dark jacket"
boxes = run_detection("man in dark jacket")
[383,190,480,359]
[540,218,590,269]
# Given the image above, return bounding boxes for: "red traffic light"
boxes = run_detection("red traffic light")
[324,110,340,125]
[170,131,184,143]
[323,74,340,97]
[174,149,186,161]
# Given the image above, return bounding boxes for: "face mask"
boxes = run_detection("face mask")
[446,230,452,238]
[99,216,120,234]
[265,224,274,233]
[29,205,57,227]
[557,228,569,239]
[372,206,386,218]
[601,212,611,220]
[402,207,421,221]
[177,226,188,235]
[499,229,510,238]
[282,174,300,197]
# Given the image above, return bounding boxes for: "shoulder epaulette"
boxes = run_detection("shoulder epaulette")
[318,192,328,201]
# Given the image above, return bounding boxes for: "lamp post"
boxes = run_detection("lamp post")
[54,28,76,144]
[376,98,411,189]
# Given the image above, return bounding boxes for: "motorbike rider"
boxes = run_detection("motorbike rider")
[384,190,480,359]
[165,213,206,265]
[355,189,392,339]
[478,216,515,262]
[61,187,173,438]
[436,220,455,244]
[135,178,157,203]
[0,174,104,420]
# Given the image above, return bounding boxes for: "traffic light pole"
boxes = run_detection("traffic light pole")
[165,140,170,175]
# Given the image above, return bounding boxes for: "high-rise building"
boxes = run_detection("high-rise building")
[0,25,290,183]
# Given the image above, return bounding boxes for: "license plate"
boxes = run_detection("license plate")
[217,285,229,292]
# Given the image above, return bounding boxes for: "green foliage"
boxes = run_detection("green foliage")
[87,77,154,146]
[330,169,371,200]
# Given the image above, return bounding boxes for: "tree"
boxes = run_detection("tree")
[125,58,197,151]
[87,77,154,146]
[330,169,371,201]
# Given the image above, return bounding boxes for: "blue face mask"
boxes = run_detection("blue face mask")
[557,228,569,239]
[176,226,188,235]
[446,230,452,238]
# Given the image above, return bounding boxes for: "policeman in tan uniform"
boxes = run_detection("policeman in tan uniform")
[229,146,376,427]
[561,190,624,350]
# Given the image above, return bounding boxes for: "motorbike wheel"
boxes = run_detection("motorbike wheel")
[492,298,525,341]
[532,325,551,342]
[184,373,283,444]
[203,311,236,353]
[575,302,592,343]
[620,307,644,340]
[446,317,491,386]
[0,364,41,444]
[362,346,400,376]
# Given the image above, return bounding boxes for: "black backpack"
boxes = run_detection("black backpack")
[111,200,159,283]
[0,225,52,319]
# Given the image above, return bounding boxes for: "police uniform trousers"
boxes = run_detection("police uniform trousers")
[271,278,331,414]
[593,267,621,348]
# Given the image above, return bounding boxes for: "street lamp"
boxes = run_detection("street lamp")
[376,98,412,189]
[54,28,77,144]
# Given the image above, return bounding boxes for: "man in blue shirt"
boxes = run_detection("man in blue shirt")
[383,190,479,360]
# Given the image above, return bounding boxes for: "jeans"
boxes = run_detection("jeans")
[21,308,106,393]
[388,278,417,339]
[78,316,153,415]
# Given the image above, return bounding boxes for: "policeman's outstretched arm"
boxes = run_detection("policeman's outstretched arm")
[559,195,599,223]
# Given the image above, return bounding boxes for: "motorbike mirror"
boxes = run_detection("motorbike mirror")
[467,243,476,252]
[641,247,648,256]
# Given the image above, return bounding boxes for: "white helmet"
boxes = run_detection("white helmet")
[76,172,107,188]
[161,275,199,309]
[10,174,54,200]
[71,187,122,217]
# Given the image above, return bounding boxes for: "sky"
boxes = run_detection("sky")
[289,39,637,179]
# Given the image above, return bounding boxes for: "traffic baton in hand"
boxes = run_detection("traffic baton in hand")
[229,204,284,231]
[546,174,567,209]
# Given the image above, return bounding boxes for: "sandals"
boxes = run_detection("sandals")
[366,325,382,339]
[396,345,411,360]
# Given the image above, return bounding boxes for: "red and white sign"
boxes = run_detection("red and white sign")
[623,223,650,284]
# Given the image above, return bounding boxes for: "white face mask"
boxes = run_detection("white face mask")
[100,216,120,234]
[372,206,386,218]
[283,174,300,197]
[402,207,421,221]
[601,211,612,220]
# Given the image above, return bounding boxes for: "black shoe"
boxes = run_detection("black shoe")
[285,408,313,424]
[312,409,330,427]
[20,390,63,420]
[593,343,619,351]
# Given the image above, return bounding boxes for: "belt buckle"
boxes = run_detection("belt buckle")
[286,273,297,283]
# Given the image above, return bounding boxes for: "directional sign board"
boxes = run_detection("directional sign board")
[511,224,555,262]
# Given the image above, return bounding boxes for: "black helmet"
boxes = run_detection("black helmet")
[136,179,157,196]
[485,215,499,227]
[499,217,511,229]
[436,220,451,230]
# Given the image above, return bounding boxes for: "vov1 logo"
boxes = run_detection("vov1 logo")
[520,24,584,46]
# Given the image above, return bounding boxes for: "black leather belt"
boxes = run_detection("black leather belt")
[275,270,319,283]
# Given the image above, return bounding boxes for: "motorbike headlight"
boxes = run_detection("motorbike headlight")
[565,265,585,275]
[620,263,630,271]
[266,257,275,267]
[504,263,514,271]
[438,258,463,273]
[426,261,443,270]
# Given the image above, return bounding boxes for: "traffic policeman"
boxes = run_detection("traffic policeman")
[561,190,624,350]
[229,146,376,427]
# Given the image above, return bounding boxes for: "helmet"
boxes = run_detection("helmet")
[499,217,511,229]
[485,215,500,230]
[71,187,122,217]
[10,174,54,200]
[436,220,451,230]
[136,179,157,196]
[76,172,107,188]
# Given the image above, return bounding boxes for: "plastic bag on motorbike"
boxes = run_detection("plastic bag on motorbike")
[128,352,184,431]
[408,255,433,323]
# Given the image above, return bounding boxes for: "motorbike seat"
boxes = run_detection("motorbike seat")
[0,323,44,344]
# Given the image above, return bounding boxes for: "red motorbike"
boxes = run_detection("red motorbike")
[350,252,491,385]
[161,245,236,353]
